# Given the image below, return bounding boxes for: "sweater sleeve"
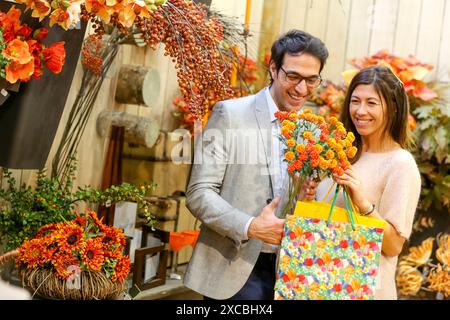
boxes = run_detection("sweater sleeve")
[378,153,422,239]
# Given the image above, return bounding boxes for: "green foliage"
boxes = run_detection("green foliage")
[0,160,156,251]
[410,84,450,212]
[0,28,9,79]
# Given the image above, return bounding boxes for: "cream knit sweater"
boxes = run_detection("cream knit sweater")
[316,148,421,300]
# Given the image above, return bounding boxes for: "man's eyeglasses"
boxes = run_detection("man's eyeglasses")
[279,67,322,88]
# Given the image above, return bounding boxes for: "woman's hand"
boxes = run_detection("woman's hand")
[299,177,319,201]
[333,166,372,214]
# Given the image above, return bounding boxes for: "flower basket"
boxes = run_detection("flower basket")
[14,210,131,300]
[19,268,124,300]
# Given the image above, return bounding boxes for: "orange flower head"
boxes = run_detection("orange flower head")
[325,150,335,160]
[346,132,355,143]
[306,143,315,153]
[42,41,66,74]
[285,151,296,162]
[281,126,292,139]
[111,256,131,282]
[334,143,344,153]
[3,39,33,64]
[335,167,345,176]
[299,152,308,161]
[329,159,338,169]
[304,113,313,122]
[311,159,319,168]
[288,112,298,121]
[286,139,296,148]
[31,0,52,21]
[338,151,347,160]
[295,144,306,153]
[303,131,313,141]
[82,239,105,272]
[347,146,358,159]
[329,117,339,125]
[314,144,323,154]
[5,59,35,83]
[319,157,329,170]
[310,151,319,161]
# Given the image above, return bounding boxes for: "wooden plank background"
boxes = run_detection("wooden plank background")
[2,0,449,191]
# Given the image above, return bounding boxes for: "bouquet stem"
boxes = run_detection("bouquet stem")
[279,175,305,219]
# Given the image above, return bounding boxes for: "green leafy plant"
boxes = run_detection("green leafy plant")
[410,84,450,212]
[0,160,156,252]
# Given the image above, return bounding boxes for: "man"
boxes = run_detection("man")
[184,30,328,300]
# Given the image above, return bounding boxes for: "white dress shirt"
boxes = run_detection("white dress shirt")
[243,87,287,253]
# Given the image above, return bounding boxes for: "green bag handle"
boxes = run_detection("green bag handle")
[327,184,356,230]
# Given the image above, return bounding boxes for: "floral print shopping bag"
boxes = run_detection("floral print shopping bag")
[275,185,386,300]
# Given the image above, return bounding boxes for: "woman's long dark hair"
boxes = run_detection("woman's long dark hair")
[340,66,411,163]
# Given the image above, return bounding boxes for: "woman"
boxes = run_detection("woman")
[310,66,421,299]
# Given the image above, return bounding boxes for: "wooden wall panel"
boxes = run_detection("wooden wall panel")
[322,0,352,82]
[437,0,450,82]
[344,0,374,69]
[392,0,423,58]
[415,0,446,80]
[368,0,399,54]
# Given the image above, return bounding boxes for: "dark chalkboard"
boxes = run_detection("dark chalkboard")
[0,2,87,169]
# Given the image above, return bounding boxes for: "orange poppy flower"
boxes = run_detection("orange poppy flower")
[42,41,66,74]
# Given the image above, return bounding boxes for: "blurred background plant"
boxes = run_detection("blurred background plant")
[396,235,450,300]
[0,159,156,252]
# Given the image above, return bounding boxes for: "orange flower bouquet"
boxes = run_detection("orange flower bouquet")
[275,109,357,218]
[0,6,66,104]
[16,210,130,300]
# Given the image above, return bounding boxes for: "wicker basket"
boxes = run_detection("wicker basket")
[1,250,124,300]
[20,269,125,300]
[19,268,125,300]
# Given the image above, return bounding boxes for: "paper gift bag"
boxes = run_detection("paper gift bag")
[275,185,386,300]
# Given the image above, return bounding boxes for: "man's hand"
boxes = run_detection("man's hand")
[247,197,285,245]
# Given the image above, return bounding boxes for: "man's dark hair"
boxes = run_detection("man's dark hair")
[270,30,329,77]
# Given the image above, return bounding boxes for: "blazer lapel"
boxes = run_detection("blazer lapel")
[254,89,276,197]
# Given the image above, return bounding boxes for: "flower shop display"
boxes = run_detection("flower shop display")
[0,160,156,252]
[274,109,357,218]
[16,210,130,299]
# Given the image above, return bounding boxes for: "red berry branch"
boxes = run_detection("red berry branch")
[81,0,237,121]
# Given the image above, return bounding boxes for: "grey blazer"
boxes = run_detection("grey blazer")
[184,89,284,299]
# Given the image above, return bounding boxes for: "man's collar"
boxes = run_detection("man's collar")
[264,87,278,123]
